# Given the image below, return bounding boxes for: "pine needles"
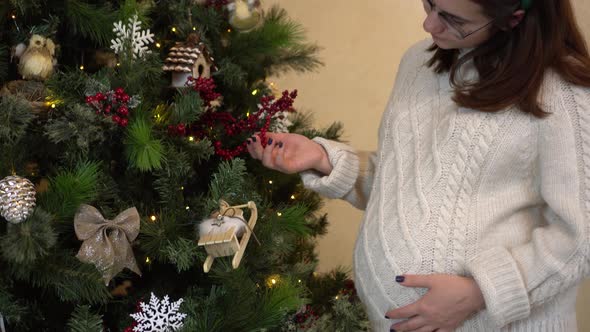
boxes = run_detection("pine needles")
[124,117,164,172]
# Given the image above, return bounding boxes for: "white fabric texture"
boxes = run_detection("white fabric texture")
[300,39,590,331]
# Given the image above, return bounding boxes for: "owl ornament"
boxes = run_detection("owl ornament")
[16,34,57,81]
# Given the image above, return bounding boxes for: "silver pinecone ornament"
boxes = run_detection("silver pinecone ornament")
[0,175,36,224]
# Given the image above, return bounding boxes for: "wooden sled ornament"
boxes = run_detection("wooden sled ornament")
[197,200,258,273]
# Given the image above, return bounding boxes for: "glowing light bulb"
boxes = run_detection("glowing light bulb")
[150,215,157,221]
[145,257,151,263]
[171,27,177,32]
[268,180,273,185]
[271,279,277,285]
[251,89,258,96]
[291,195,296,200]
[189,136,194,142]
[277,212,282,217]
[79,65,85,70]
[156,42,161,48]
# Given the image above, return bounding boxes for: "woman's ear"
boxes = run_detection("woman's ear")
[509,9,526,28]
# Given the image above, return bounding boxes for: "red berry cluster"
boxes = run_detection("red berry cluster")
[187,76,222,107]
[188,90,297,160]
[85,87,132,127]
[293,304,319,329]
[255,90,297,149]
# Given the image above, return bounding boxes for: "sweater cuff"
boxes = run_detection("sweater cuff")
[465,247,531,328]
[299,137,359,199]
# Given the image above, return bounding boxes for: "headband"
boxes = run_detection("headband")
[521,0,533,10]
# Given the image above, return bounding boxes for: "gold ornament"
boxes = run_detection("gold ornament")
[18,34,56,81]
[229,0,262,32]
[74,204,141,285]
[0,175,36,224]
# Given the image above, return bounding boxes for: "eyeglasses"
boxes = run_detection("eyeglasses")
[422,0,495,40]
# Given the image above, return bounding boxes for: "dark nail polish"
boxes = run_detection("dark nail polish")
[247,140,251,145]
[251,136,256,142]
[278,142,283,148]
[395,276,405,283]
[390,329,396,332]
[268,138,273,145]
[385,315,390,319]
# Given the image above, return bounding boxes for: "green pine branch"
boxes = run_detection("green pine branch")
[170,90,205,124]
[45,70,92,105]
[67,305,104,332]
[0,286,27,327]
[243,278,305,331]
[64,0,116,47]
[0,45,8,84]
[138,210,188,262]
[0,208,57,265]
[225,5,323,80]
[0,95,35,145]
[162,237,205,273]
[124,117,165,172]
[39,160,100,224]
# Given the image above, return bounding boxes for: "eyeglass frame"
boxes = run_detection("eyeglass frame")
[422,0,495,40]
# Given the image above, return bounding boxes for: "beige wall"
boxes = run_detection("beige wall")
[265,0,590,329]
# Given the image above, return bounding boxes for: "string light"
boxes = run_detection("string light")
[186,206,190,210]
[266,274,281,287]
[277,212,282,217]
[51,103,56,109]
[171,27,177,32]
[155,42,161,48]
[268,180,273,185]
[251,89,259,96]
[11,14,16,19]
[188,136,195,142]
[291,195,296,200]
[79,65,85,70]
[150,215,157,222]
[180,186,185,190]
[192,26,197,31]
[116,63,121,67]
[145,257,151,263]
[227,28,232,33]
[335,296,339,300]
[298,279,302,283]
[246,111,250,117]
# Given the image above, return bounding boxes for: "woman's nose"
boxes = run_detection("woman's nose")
[423,11,446,35]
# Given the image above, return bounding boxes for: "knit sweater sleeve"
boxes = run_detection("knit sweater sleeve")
[298,39,431,210]
[299,138,376,210]
[465,80,590,328]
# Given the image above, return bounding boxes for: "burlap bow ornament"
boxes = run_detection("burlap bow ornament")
[74,204,141,285]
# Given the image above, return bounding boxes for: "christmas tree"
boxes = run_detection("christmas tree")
[0,0,369,331]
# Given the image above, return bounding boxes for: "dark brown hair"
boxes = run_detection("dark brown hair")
[427,0,590,118]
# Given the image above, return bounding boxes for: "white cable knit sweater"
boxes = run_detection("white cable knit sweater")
[300,39,590,331]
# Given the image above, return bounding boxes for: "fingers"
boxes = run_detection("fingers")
[246,135,263,160]
[390,315,428,332]
[397,274,435,289]
[261,137,279,168]
[386,302,420,320]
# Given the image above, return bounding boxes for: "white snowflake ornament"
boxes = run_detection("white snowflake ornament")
[111,15,154,59]
[130,293,187,332]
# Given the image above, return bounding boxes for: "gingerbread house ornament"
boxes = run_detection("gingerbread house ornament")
[163,33,216,88]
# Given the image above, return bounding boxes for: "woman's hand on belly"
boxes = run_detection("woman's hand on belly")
[385,274,485,332]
